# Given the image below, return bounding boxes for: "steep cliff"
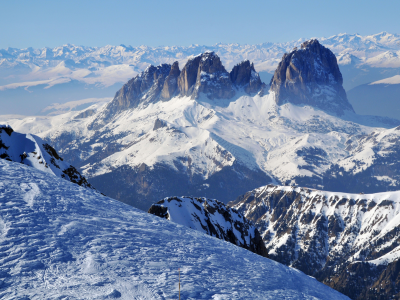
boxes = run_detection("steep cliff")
[270,39,354,116]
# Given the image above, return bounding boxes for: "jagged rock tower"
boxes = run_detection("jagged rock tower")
[270,39,354,116]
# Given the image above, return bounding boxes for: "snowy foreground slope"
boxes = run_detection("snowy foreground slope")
[0,124,95,190]
[230,184,400,299]
[0,160,349,299]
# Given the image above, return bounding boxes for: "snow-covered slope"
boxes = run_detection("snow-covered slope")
[0,159,349,299]
[0,124,95,190]
[2,77,400,208]
[148,196,268,257]
[230,184,400,299]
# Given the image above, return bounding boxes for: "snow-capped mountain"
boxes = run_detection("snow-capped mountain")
[1,32,400,115]
[3,41,400,210]
[229,184,400,299]
[148,196,269,257]
[0,159,349,299]
[0,124,95,190]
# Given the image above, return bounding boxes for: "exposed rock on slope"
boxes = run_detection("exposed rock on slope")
[161,61,180,100]
[148,196,269,258]
[0,125,95,190]
[95,52,264,126]
[98,64,171,124]
[190,52,235,100]
[230,184,400,299]
[230,60,263,94]
[270,39,354,116]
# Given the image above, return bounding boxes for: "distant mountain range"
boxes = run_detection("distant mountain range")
[3,39,400,212]
[1,32,400,117]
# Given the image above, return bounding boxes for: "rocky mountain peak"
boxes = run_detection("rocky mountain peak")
[96,52,265,125]
[95,64,171,125]
[230,60,263,94]
[177,55,201,96]
[270,39,354,116]
[191,51,235,99]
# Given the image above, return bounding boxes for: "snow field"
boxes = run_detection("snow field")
[0,160,349,299]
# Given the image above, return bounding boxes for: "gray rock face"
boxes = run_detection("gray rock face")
[190,52,235,100]
[177,52,236,99]
[270,39,354,116]
[153,118,167,131]
[99,64,171,124]
[96,52,265,126]
[177,55,202,96]
[148,196,269,258]
[230,60,263,94]
[161,61,180,101]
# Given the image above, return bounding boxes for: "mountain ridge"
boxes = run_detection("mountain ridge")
[3,41,400,210]
[229,184,400,299]
[148,196,269,258]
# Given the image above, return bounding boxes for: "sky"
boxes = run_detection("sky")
[1,0,399,49]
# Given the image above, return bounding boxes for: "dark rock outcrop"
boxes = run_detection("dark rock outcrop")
[153,118,167,131]
[94,52,265,126]
[0,125,96,191]
[230,60,263,94]
[270,39,354,116]
[161,61,180,101]
[148,196,269,258]
[99,64,171,124]
[190,52,235,100]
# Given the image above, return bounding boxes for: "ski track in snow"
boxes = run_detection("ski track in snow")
[0,160,349,299]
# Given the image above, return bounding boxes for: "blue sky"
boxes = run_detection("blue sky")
[1,0,399,48]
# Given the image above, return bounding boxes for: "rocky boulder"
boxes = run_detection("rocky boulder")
[270,39,354,116]
[148,196,269,258]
